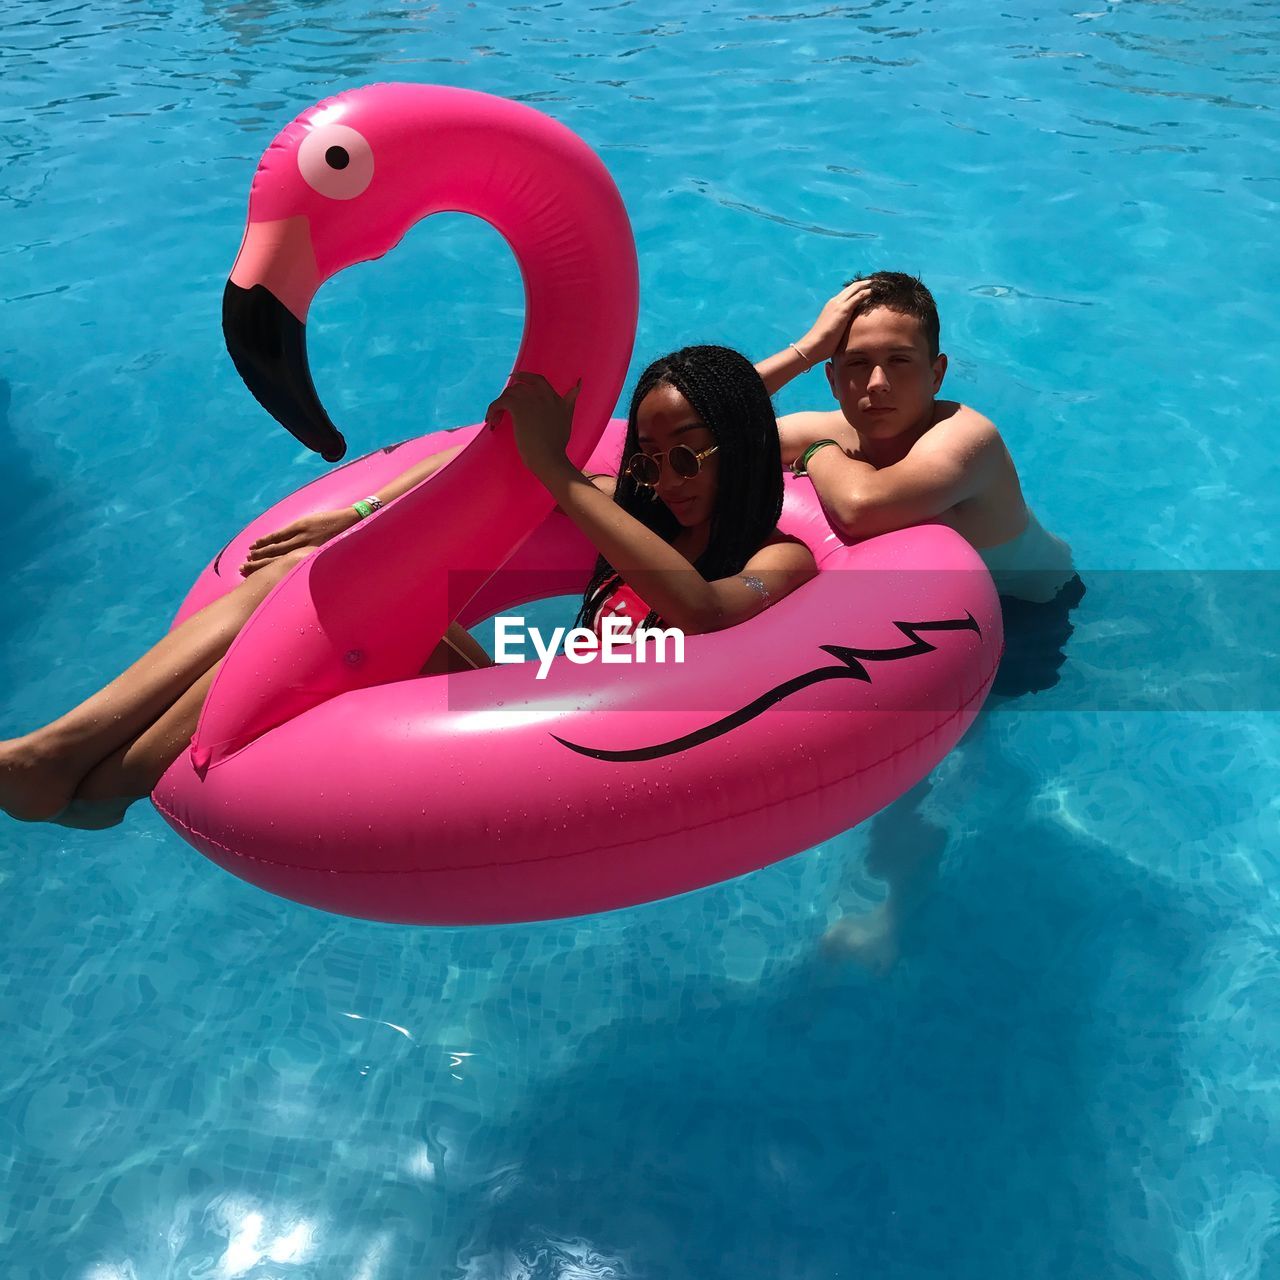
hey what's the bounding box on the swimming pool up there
[2,1,1277,1276]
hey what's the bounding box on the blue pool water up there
[2,2,1278,1276]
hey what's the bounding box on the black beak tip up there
[222,279,347,463]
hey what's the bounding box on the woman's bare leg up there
[418,623,493,675]
[55,659,225,830]
[0,550,311,823]
[62,622,494,826]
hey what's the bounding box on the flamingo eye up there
[298,124,373,200]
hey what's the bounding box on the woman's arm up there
[368,441,464,507]
[531,462,728,632]
[548,470,815,632]
[490,374,816,633]
[241,440,466,573]
[698,538,817,631]
[552,472,615,513]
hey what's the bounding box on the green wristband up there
[352,500,373,519]
[792,439,840,478]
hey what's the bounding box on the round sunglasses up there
[625,443,719,488]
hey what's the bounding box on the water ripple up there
[969,284,1094,307]
[817,52,917,67]
[686,178,878,239]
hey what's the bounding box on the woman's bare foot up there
[0,734,83,823]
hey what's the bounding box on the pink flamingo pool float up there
[150,84,1003,925]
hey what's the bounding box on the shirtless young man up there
[754,271,1075,603]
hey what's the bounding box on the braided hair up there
[573,345,783,631]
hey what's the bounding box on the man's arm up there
[756,345,818,397]
[755,281,873,395]
[805,415,999,539]
[776,411,852,469]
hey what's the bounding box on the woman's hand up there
[239,508,360,576]
[798,279,874,363]
[486,371,581,478]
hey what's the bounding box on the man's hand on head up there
[754,280,874,398]
[797,280,874,365]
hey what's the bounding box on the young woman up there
[0,345,814,829]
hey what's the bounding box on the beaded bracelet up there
[790,439,840,478]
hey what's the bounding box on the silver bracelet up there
[741,574,771,606]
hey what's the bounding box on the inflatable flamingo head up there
[223,83,639,462]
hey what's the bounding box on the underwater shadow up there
[821,573,1089,969]
[429,704,1205,1280]
[990,573,1087,702]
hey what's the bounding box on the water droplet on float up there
[345,650,363,666]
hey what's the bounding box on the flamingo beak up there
[223,215,346,462]
[222,280,345,462]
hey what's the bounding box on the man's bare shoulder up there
[917,401,1002,457]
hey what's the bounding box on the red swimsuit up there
[588,577,661,639]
